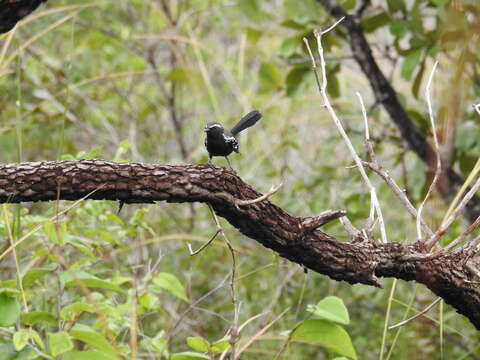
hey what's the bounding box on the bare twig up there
[206,203,239,359]
[418,61,441,240]
[236,183,283,206]
[303,23,387,243]
[443,215,480,252]
[362,161,433,237]
[302,209,347,231]
[426,175,480,249]
[388,297,442,329]
[188,229,221,255]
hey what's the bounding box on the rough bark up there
[0,0,48,33]
[316,0,480,222]
[1,159,479,329]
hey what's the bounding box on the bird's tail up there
[230,110,262,136]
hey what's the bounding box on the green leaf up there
[70,326,120,359]
[340,0,356,11]
[43,220,66,245]
[245,27,263,44]
[308,296,350,325]
[362,12,391,33]
[186,337,210,352]
[48,332,74,357]
[387,0,406,13]
[280,35,302,57]
[13,330,30,351]
[151,272,188,302]
[63,350,116,360]
[389,20,407,38]
[401,48,423,80]
[259,63,283,92]
[21,311,56,326]
[291,319,357,359]
[412,57,426,98]
[286,66,310,97]
[211,338,230,353]
[0,293,21,326]
[61,271,125,294]
[60,302,95,321]
[139,293,159,311]
[171,352,210,360]
[22,264,57,287]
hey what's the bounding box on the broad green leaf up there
[70,327,119,359]
[61,271,125,294]
[13,330,31,351]
[291,319,357,359]
[21,311,56,326]
[186,337,210,352]
[151,273,188,302]
[401,49,423,80]
[211,338,230,353]
[63,350,116,360]
[308,296,350,325]
[48,332,74,357]
[60,302,95,321]
[0,293,21,326]
[139,293,159,311]
[22,264,57,287]
[171,352,210,360]
[259,63,283,92]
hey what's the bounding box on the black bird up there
[204,110,262,168]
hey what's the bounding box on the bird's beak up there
[203,128,208,133]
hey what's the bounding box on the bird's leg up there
[208,155,213,165]
[225,156,233,170]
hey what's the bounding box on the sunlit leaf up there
[21,311,56,326]
[151,272,188,302]
[291,319,357,359]
[70,326,119,359]
[22,264,57,287]
[0,293,20,326]
[307,296,350,325]
[61,271,125,294]
[48,332,74,357]
[186,337,210,352]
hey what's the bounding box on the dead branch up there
[1,159,480,329]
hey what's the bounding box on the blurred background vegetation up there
[0,0,479,358]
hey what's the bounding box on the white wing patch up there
[223,134,238,151]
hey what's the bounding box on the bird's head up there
[204,122,224,135]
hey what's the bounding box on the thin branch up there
[442,215,480,252]
[207,203,239,360]
[362,161,433,237]
[418,61,440,240]
[304,25,387,243]
[426,175,480,248]
[388,297,442,329]
[188,229,221,255]
[236,183,283,206]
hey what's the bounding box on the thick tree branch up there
[1,159,480,328]
[316,0,480,222]
[0,0,48,33]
